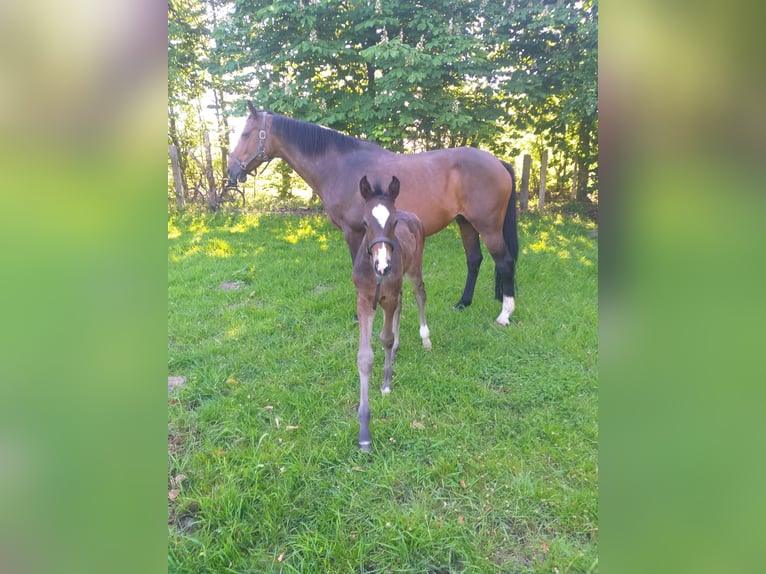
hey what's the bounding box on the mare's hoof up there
[453,301,470,310]
[359,441,372,452]
[352,314,359,323]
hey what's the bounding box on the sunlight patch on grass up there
[168,219,182,239]
[204,238,232,258]
[181,244,201,258]
[281,217,329,248]
[227,213,261,234]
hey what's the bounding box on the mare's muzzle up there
[227,163,248,187]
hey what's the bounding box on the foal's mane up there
[269,113,381,157]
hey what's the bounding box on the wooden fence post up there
[538,148,548,210]
[520,154,531,213]
[169,143,185,209]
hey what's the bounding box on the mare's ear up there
[359,175,373,199]
[388,176,400,200]
[247,101,257,116]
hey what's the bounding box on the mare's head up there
[227,102,271,185]
[360,175,400,277]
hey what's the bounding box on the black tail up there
[495,161,519,301]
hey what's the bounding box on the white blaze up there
[371,203,390,227]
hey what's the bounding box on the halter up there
[366,236,395,256]
[234,112,270,175]
[366,236,396,311]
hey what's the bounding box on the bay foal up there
[354,175,432,451]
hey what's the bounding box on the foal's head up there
[360,175,400,277]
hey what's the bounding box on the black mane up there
[270,113,380,156]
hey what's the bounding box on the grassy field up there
[168,206,598,573]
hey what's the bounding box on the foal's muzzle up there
[367,236,395,277]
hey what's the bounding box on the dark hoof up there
[453,301,471,310]
[359,441,372,452]
[352,313,359,323]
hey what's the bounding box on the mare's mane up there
[268,112,381,157]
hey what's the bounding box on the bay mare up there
[228,104,518,325]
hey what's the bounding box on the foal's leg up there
[380,298,397,395]
[454,216,483,309]
[356,299,375,451]
[391,291,403,355]
[410,277,432,349]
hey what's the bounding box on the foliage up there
[169,0,598,206]
[168,210,598,572]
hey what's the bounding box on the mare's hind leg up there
[454,216,483,309]
[480,231,516,326]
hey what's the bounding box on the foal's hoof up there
[453,301,470,310]
[359,441,372,452]
[352,313,359,323]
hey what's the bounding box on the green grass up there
[168,208,598,573]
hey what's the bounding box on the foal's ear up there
[247,101,257,116]
[388,176,400,200]
[359,175,373,199]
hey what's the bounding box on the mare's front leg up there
[379,296,398,395]
[356,297,375,451]
[346,227,365,322]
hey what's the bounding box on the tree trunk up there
[576,118,592,202]
[213,88,230,180]
[538,148,548,211]
[168,111,188,199]
[520,154,531,213]
[169,143,185,209]
[366,63,376,98]
[203,131,218,210]
[277,161,292,198]
[570,156,578,200]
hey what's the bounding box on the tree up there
[216,0,505,151]
[169,0,599,207]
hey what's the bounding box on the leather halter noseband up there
[366,236,395,256]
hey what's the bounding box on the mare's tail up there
[495,160,519,301]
